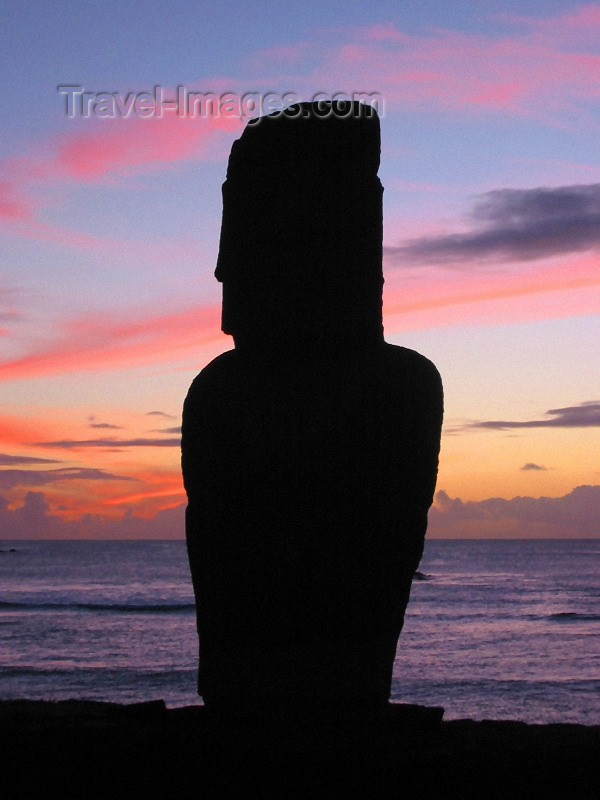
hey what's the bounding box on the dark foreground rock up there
[1,700,598,798]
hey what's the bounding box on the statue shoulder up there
[382,342,443,393]
[184,349,241,402]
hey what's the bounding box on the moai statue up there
[182,101,443,716]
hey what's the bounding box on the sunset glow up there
[1,1,599,539]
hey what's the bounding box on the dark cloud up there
[468,401,600,431]
[385,183,600,265]
[520,463,547,471]
[0,491,184,540]
[3,485,597,541]
[0,453,61,466]
[0,467,133,490]
[429,485,600,539]
[88,422,122,430]
[32,438,181,448]
[146,411,175,419]
[152,426,182,434]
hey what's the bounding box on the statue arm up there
[181,374,217,626]
[395,353,444,572]
[413,355,444,511]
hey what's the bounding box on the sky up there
[0,0,599,539]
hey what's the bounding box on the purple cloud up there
[152,426,182,434]
[0,491,184,539]
[0,453,61,466]
[429,485,600,539]
[467,401,600,431]
[32,438,181,448]
[385,184,600,266]
[0,467,133,490]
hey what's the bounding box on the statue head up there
[215,101,384,347]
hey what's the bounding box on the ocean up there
[1,539,598,725]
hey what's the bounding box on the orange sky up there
[1,3,599,538]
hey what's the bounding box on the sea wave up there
[0,665,196,677]
[0,601,195,614]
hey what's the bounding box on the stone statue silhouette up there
[182,101,443,717]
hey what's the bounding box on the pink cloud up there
[3,7,599,254]
[463,80,525,109]
[383,254,600,331]
[1,255,598,383]
[361,23,411,43]
[565,4,600,26]
[0,303,225,382]
[0,111,242,249]
[498,4,600,35]
[0,178,35,221]
[54,114,241,181]
[262,15,600,122]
